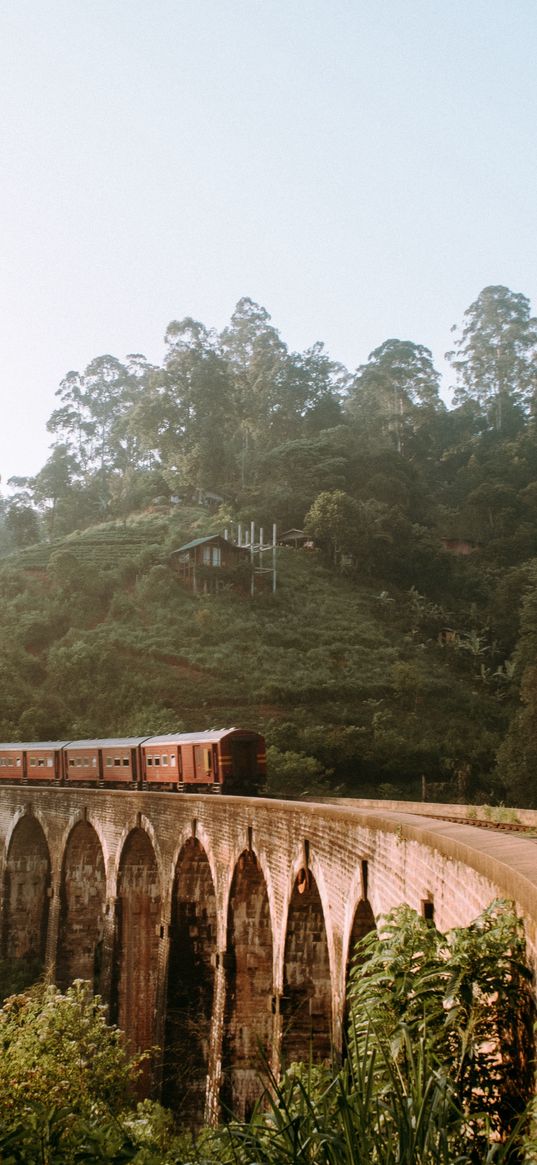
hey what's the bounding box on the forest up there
[2,284,537,805]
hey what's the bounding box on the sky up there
[1,0,537,484]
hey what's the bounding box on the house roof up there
[171,534,245,555]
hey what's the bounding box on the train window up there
[114,758,121,767]
[170,754,176,765]
[92,757,97,767]
[147,756,153,766]
[161,755,168,766]
[154,756,160,767]
[75,758,82,767]
[69,758,75,767]
[106,757,113,767]
[47,758,53,767]
[83,757,89,767]
[30,758,37,767]
[37,758,45,767]
[16,757,21,766]
[122,757,129,766]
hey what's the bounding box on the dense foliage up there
[2,285,537,802]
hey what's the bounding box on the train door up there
[229,737,257,792]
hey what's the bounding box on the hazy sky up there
[1,0,536,483]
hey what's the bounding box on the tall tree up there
[348,339,442,453]
[221,298,288,483]
[447,285,537,432]
[129,318,235,495]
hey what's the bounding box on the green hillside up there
[5,287,537,803]
[0,507,505,801]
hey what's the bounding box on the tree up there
[129,318,235,496]
[0,981,184,1163]
[348,339,442,454]
[47,354,154,523]
[0,981,135,1121]
[447,285,537,432]
[31,446,79,536]
[304,489,361,564]
[4,483,40,548]
[221,298,289,484]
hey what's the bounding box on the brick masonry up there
[1,789,537,1122]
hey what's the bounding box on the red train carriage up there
[0,742,70,784]
[63,739,148,787]
[141,729,266,794]
[0,728,266,794]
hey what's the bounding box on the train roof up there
[144,728,256,745]
[0,741,72,751]
[0,729,261,751]
[64,738,150,748]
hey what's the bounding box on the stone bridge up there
[1,786,537,1123]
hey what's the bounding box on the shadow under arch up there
[162,836,217,1126]
[111,826,161,1090]
[220,848,274,1122]
[56,820,106,992]
[344,896,377,1047]
[2,814,51,967]
[281,867,332,1068]
[347,897,377,975]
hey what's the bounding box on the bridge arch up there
[280,854,333,1069]
[169,820,218,914]
[343,859,377,974]
[110,812,164,898]
[163,835,217,1124]
[220,847,274,1121]
[56,819,106,991]
[2,812,51,966]
[112,825,162,1084]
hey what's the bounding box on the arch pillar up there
[205,950,226,1125]
[270,988,283,1079]
[44,870,61,974]
[153,894,173,1095]
[97,896,118,1010]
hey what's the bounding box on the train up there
[0,728,266,795]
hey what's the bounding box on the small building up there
[279,528,308,549]
[171,535,251,595]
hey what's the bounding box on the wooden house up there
[171,535,251,595]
